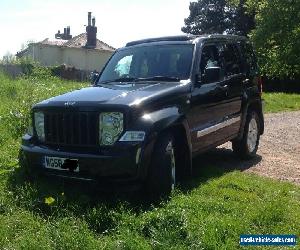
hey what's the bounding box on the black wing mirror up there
[90,72,100,85]
[202,67,221,84]
[195,73,202,85]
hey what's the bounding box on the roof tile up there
[39,33,115,51]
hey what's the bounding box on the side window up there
[200,44,224,84]
[221,43,242,76]
[239,41,258,76]
[200,45,219,74]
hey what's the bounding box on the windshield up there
[98,44,194,83]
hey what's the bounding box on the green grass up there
[0,71,300,249]
[0,71,86,170]
[1,163,300,249]
[263,92,300,113]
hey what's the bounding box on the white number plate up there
[44,156,79,172]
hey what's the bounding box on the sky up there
[0,0,193,58]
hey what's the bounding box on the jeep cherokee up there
[20,34,264,197]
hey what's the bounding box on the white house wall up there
[40,45,62,66]
[62,47,113,71]
[27,44,61,66]
[26,44,113,71]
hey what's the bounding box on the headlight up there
[99,112,123,145]
[27,115,34,136]
[119,131,145,142]
[34,112,45,141]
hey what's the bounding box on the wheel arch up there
[238,98,264,140]
[134,107,193,178]
[155,119,193,179]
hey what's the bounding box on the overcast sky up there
[0,0,192,58]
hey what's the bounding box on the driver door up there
[188,43,230,153]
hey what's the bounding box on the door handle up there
[243,79,250,84]
[220,84,228,89]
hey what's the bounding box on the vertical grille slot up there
[44,112,98,147]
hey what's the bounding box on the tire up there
[145,132,176,199]
[232,111,260,159]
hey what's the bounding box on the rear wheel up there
[232,111,260,159]
[145,132,176,199]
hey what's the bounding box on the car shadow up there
[179,146,262,192]
[6,146,262,215]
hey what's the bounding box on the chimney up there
[88,12,92,26]
[55,26,72,40]
[86,12,97,48]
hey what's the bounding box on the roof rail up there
[125,35,198,47]
[207,34,247,40]
[125,34,247,47]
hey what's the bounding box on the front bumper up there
[20,135,154,189]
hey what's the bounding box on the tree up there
[248,0,300,79]
[1,52,16,64]
[233,0,255,36]
[181,0,255,36]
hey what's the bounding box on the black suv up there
[20,35,264,197]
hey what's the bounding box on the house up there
[17,12,115,72]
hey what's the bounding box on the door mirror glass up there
[195,73,202,84]
[90,72,100,85]
[203,67,221,84]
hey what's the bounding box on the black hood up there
[35,81,191,108]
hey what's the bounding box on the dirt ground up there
[194,111,300,185]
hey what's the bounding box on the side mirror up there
[203,67,221,84]
[90,72,100,85]
[195,73,202,85]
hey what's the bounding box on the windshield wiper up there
[98,77,138,84]
[98,76,181,85]
[134,76,181,82]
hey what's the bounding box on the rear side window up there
[220,43,242,76]
[239,41,258,76]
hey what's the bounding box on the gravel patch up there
[243,111,300,184]
[194,111,300,185]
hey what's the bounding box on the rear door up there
[238,40,259,89]
[222,43,244,114]
[217,42,244,135]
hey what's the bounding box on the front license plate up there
[44,156,79,172]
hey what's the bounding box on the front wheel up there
[232,111,260,159]
[145,133,176,199]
